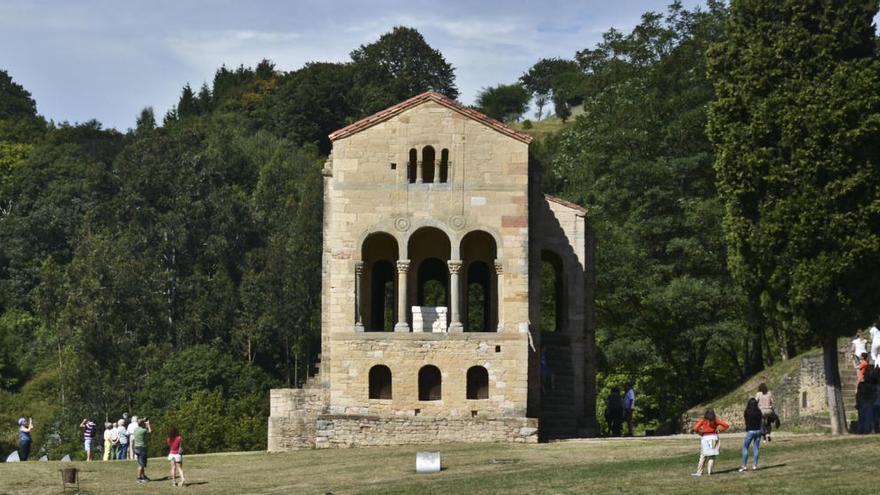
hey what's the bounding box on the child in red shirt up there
[691,409,729,476]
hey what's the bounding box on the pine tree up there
[708,0,880,433]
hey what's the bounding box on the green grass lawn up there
[2,433,877,494]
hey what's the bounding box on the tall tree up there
[707,0,880,433]
[350,26,458,114]
[553,2,738,428]
[475,83,530,123]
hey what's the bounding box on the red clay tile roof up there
[328,91,534,144]
[545,194,588,214]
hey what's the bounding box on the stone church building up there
[268,91,596,449]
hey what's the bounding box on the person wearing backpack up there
[108,421,120,460]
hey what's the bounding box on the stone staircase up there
[837,343,858,423]
[539,334,578,440]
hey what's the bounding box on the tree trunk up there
[823,337,848,434]
[745,288,765,375]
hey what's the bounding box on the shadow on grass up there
[710,463,787,475]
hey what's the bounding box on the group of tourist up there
[16,414,186,486]
[691,383,779,476]
[603,384,636,437]
[851,323,880,434]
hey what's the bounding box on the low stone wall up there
[268,386,327,452]
[682,351,832,432]
[314,414,538,448]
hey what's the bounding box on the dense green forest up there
[2,1,879,458]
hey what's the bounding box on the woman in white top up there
[853,332,868,368]
[870,323,880,368]
[756,383,775,441]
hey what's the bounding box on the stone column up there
[354,261,364,332]
[447,260,463,332]
[416,160,423,184]
[494,260,504,332]
[394,260,411,332]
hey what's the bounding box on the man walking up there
[623,383,636,436]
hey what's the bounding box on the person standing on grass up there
[691,408,729,476]
[102,422,114,461]
[133,417,152,483]
[756,383,776,441]
[604,387,625,437]
[79,418,97,461]
[167,426,186,487]
[108,421,120,460]
[18,417,33,461]
[623,383,636,436]
[856,376,876,434]
[116,418,129,460]
[872,368,880,433]
[740,398,763,472]
[127,415,139,460]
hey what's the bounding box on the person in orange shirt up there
[859,352,871,382]
[691,409,730,476]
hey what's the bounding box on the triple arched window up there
[408,146,450,184]
[367,364,490,401]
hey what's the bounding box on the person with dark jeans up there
[604,387,625,437]
[857,379,876,434]
[740,398,763,472]
[18,417,33,461]
[623,383,636,436]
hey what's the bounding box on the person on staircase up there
[853,332,868,369]
[870,321,880,368]
[858,352,871,383]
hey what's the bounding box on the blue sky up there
[1,0,707,130]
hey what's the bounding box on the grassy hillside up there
[510,105,582,140]
[1,435,878,494]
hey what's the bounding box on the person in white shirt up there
[870,323,880,368]
[853,332,868,368]
[127,416,139,460]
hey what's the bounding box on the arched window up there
[460,230,498,332]
[417,258,449,307]
[362,233,399,332]
[466,262,490,331]
[418,365,442,401]
[408,148,417,183]
[422,146,435,183]
[540,250,565,332]
[370,260,395,331]
[369,365,393,399]
[439,148,449,183]
[466,366,489,400]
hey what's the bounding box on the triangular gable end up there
[328,91,533,145]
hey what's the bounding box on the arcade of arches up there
[355,227,502,332]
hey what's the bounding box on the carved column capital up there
[494,260,503,274]
[355,260,365,275]
[396,260,411,273]
[447,260,462,274]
